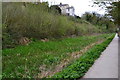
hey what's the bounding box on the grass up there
[2,34,114,78]
[52,34,115,78]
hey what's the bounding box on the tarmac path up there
[83,34,119,78]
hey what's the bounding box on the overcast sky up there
[45,0,106,16]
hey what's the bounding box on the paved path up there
[118,38,120,80]
[83,34,118,78]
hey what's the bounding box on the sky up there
[44,0,106,16]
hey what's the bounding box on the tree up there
[107,1,120,27]
[81,12,115,31]
[92,1,120,27]
[81,12,93,23]
[50,5,61,14]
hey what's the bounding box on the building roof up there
[56,3,69,7]
[66,7,74,9]
[52,3,75,11]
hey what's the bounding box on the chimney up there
[60,3,62,5]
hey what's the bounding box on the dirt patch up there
[19,37,30,45]
[41,38,49,42]
[37,40,104,78]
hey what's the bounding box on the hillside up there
[2,2,107,49]
[2,2,116,79]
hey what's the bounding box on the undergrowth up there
[2,34,113,78]
[51,34,115,79]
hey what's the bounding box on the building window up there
[67,13,70,16]
[68,8,69,11]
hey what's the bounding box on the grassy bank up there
[2,34,114,78]
[2,2,116,79]
[2,2,102,49]
[52,34,115,78]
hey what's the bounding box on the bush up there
[2,2,101,49]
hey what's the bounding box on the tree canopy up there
[93,1,120,27]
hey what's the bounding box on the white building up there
[66,6,75,16]
[56,3,75,17]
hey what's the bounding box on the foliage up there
[50,5,61,14]
[81,12,115,32]
[2,34,112,78]
[92,1,120,27]
[52,34,115,78]
[106,1,120,26]
[2,24,18,49]
[2,2,100,49]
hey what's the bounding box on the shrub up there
[2,2,102,49]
